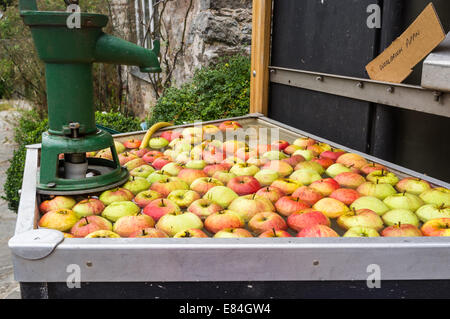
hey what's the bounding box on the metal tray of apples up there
[9,113,450,283]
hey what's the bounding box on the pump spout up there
[94,33,161,73]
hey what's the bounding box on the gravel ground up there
[0,107,21,299]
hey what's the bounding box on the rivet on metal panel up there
[86,261,93,267]
[356,82,364,88]
[433,91,442,102]
[313,260,319,266]
[269,69,276,73]
[47,182,56,188]
[316,76,324,82]
[252,70,256,77]
[387,86,395,93]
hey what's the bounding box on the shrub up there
[3,110,141,211]
[95,111,142,133]
[148,55,250,126]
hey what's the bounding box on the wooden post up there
[250,0,272,115]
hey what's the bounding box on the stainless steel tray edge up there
[9,114,450,283]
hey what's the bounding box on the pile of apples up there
[38,120,450,239]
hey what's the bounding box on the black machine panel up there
[269,0,450,182]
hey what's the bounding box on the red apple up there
[421,218,450,237]
[123,139,142,149]
[118,152,138,165]
[287,210,330,232]
[177,168,208,186]
[152,156,173,171]
[70,216,112,238]
[275,196,310,217]
[259,229,292,238]
[309,178,340,196]
[336,153,368,170]
[297,225,339,238]
[271,140,289,151]
[227,176,261,196]
[214,228,253,238]
[248,212,288,234]
[160,130,182,142]
[113,213,155,237]
[360,163,387,175]
[173,229,209,238]
[129,148,150,158]
[142,198,180,221]
[329,188,360,205]
[130,227,169,238]
[142,150,164,164]
[134,190,163,208]
[256,186,285,203]
[311,157,334,169]
[382,223,423,237]
[292,186,324,206]
[320,150,346,161]
[150,177,189,197]
[333,172,366,189]
[190,177,224,196]
[282,155,305,168]
[203,163,231,176]
[39,196,76,213]
[219,121,242,132]
[204,210,244,234]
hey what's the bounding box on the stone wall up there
[109,0,252,118]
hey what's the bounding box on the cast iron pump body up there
[19,0,161,194]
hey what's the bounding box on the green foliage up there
[95,111,142,133]
[0,0,123,113]
[3,110,48,211]
[3,110,141,212]
[148,55,250,126]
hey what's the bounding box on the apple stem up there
[84,217,89,224]
[439,203,445,210]
[272,228,277,237]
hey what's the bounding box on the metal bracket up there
[269,66,450,118]
[422,32,450,93]
[9,229,64,260]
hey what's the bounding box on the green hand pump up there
[19,0,161,194]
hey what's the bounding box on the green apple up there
[356,182,397,200]
[114,141,126,154]
[295,161,325,175]
[343,227,380,237]
[146,171,170,184]
[395,178,431,195]
[162,162,184,176]
[149,137,169,149]
[289,169,322,186]
[382,209,419,227]
[212,171,237,184]
[416,204,450,223]
[174,141,192,154]
[203,186,239,209]
[230,163,260,176]
[186,160,207,170]
[367,170,399,185]
[129,165,155,178]
[262,150,288,160]
[350,196,389,216]
[167,190,201,208]
[123,176,151,195]
[383,193,424,212]
[337,209,384,231]
[156,212,203,237]
[101,201,140,222]
[419,188,450,206]
[254,169,280,186]
[293,149,314,161]
[325,163,351,178]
